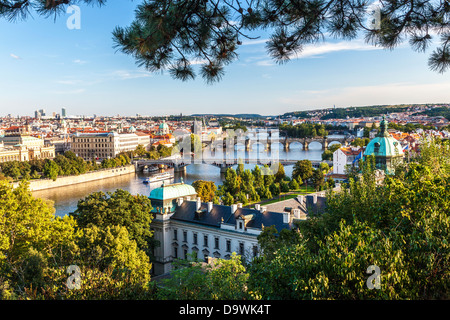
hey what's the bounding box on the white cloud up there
[292,39,383,59]
[189,58,208,65]
[73,59,87,64]
[255,59,275,67]
[110,69,152,80]
[241,38,269,46]
[247,38,384,66]
[10,53,21,60]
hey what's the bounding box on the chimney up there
[207,202,213,213]
[231,204,238,214]
[196,197,201,211]
[177,197,184,206]
[254,204,261,211]
[292,208,301,219]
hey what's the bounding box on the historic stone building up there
[70,131,151,160]
[148,181,304,276]
[0,133,55,163]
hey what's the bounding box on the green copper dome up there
[159,121,169,130]
[364,136,404,158]
[364,116,404,158]
[149,182,196,201]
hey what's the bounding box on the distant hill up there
[414,106,450,120]
[320,105,410,120]
[284,104,449,120]
[190,114,268,118]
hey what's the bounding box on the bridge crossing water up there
[34,132,340,217]
[134,157,332,173]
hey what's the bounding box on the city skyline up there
[1,1,449,117]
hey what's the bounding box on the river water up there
[33,136,343,217]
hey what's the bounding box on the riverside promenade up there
[12,165,136,192]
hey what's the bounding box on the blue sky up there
[1,1,449,117]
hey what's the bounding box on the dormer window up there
[236,218,246,231]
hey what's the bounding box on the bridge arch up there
[271,142,284,151]
[287,141,303,150]
[308,141,323,150]
[234,142,245,151]
[248,141,268,151]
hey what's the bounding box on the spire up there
[377,115,390,137]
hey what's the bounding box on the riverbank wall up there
[13,165,136,192]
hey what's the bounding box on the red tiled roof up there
[340,147,363,156]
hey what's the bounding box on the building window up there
[226,240,231,252]
[239,221,243,230]
[173,229,178,240]
[214,237,219,249]
[253,245,258,257]
[193,233,198,245]
[203,235,208,247]
[174,247,178,259]
[183,230,187,242]
[239,242,244,256]
[183,249,188,260]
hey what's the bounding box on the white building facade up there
[71,131,151,160]
[333,146,364,175]
[149,183,294,276]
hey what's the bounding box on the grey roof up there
[262,194,327,217]
[171,201,292,232]
[264,197,307,215]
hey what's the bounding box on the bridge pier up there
[173,165,186,173]
[245,140,251,152]
[220,165,232,174]
[303,141,309,151]
[323,139,328,151]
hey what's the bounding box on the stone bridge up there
[205,135,352,151]
[134,157,332,174]
[283,136,352,151]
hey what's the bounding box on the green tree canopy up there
[311,168,325,191]
[70,189,154,254]
[274,163,286,182]
[292,159,314,182]
[154,252,251,300]
[192,180,217,202]
[0,161,21,180]
[223,167,239,195]
[43,159,60,181]
[0,181,154,300]
[0,181,78,299]
[249,138,450,299]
